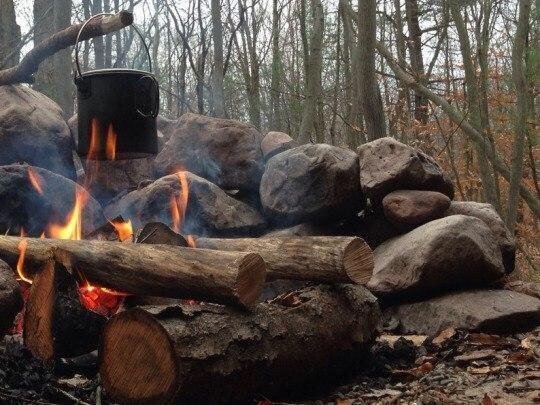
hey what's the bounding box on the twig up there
[0,11,133,85]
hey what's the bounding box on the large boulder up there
[105,172,267,237]
[260,144,363,225]
[357,137,454,205]
[0,85,76,179]
[155,113,264,191]
[367,215,505,299]
[382,190,451,231]
[384,290,540,335]
[444,201,515,274]
[261,131,298,161]
[0,164,105,236]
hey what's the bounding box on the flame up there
[110,219,133,242]
[48,188,87,240]
[170,171,189,233]
[87,118,100,161]
[186,235,196,247]
[27,167,44,195]
[16,237,32,284]
[106,123,117,161]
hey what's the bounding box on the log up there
[99,284,381,404]
[196,236,373,284]
[0,236,266,308]
[0,259,23,338]
[24,260,106,361]
[0,11,133,85]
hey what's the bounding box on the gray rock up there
[261,131,298,161]
[384,290,540,335]
[383,190,451,231]
[444,201,515,274]
[105,172,267,237]
[357,137,454,205]
[155,113,264,191]
[367,215,505,299]
[260,144,363,225]
[0,164,105,236]
[0,85,76,179]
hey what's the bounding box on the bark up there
[0,236,267,309]
[404,0,428,123]
[0,0,21,68]
[270,0,283,130]
[24,260,106,361]
[450,4,500,209]
[506,0,533,232]
[375,40,540,217]
[196,236,373,284]
[358,0,386,140]
[0,259,22,338]
[392,0,410,139]
[33,0,73,116]
[99,284,380,404]
[211,0,225,117]
[0,11,133,85]
[298,0,325,143]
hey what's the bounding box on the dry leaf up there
[432,327,456,346]
[454,349,495,364]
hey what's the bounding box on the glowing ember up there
[106,123,117,161]
[170,171,189,233]
[16,237,32,284]
[110,219,133,242]
[78,282,126,317]
[27,167,44,195]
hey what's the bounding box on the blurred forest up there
[0,0,538,277]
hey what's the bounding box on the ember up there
[27,167,44,195]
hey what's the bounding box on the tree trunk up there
[211,0,225,117]
[0,236,267,309]
[92,0,105,69]
[196,236,373,284]
[270,0,283,130]
[99,284,380,404]
[33,0,73,116]
[506,0,532,232]
[0,0,21,69]
[358,0,386,140]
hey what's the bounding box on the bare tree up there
[0,0,20,69]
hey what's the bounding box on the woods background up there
[0,0,538,278]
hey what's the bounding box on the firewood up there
[0,260,23,338]
[0,236,266,309]
[0,11,133,85]
[24,260,106,361]
[99,284,381,404]
[196,236,373,284]
[135,222,188,246]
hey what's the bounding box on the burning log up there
[24,260,106,361]
[0,236,266,308]
[0,260,23,338]
[196,236,373,284]
[99,284,381,404]
[0,11,133,85]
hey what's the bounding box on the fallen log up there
[196,236,373,284]
[0,236,266,308]
[100,284,381,404]
[0,260,23,338]
[0,11,133,85]
[24,260,106,361]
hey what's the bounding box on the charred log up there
[99,284,380,404]
[0,260,23,338]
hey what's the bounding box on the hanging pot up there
[74,14,159,160]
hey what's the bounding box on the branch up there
[375,40,540,218]
[0,11,133,85]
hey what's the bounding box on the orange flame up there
[170,171,189,233]
[105,123,117,161]
[186,235,196,247]
[87,118,100,161]
[16,237,32,284]
[48,188,87,240]
[27,167,44,195]
[110,219,133,242]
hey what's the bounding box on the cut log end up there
[100,309,178,404]
[343,237,374,285]
[236,253,267,307]
[118,10,134,25]
[24,261,54,362]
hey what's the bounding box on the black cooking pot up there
[74,14,159,160]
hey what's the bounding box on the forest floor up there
[0,328,538,404]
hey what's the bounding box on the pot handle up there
[74,13,153,81]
